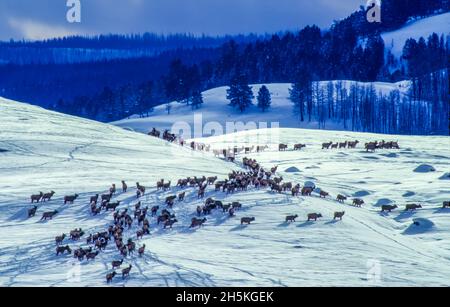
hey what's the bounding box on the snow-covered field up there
[1,97,449,287]
[382,12,450,57]
[113,81,409,136]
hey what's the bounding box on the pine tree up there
[289,70,312,122]
[190,91,204,110]
[257,85,271,112]
[226,74,254,113]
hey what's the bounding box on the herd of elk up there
[323,140,359,150]
[365,141,400,152]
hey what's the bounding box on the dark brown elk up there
[138,244,146,257]
[178,192,186,201]
[331,143,339,149]
[334,212,345,220]
[301,187,313,196]
[271,166,278,174]
[365,142,377,152]
[286,215,298,223]
[405,204,422,211]
[163,181,171,191]
[106,201,120,211]
[165,195,177,204]
[106,271,116,283]
[28,206,38,218]
[348,141,359,148]
[109,184,116,195]
[56,245,72,256]
[41,210,58,220]
[322,142,332,149]
[294,144,306,151]
[353,199,364,207]
[64,194,79,204]
[319,190,329,198]
[232,202,242,210]
[291,186,300,196]
[122,265,132,279]
[86,251,99,261]
[31,192,43,203]
[151,206,159,217]
[307,213,322,221]
[42,191,55,202]
[190,218,207,228]
[241,217,255,225]
[101,192,113,203]
[164,219,178,229]
[90,194,99,204]
[121,180,127,193]
[112,259,123,269]
[339,142,348,149]
[279,144,288,151]
[336,194,347,203]
[156,180,164,190]
[55,234,66,245]
[381,205,398,212]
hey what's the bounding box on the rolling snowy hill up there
[113,81,410,137]
[382,12,450,57]
[1,97,449,286]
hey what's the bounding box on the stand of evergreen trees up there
[0,0,448,134]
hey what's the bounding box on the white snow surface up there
[113,81,410,137]
[1,97,450,287]
[382,12,450,57]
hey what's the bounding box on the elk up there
[190,218,207,228]
[286,215,298,223]
[381,205,398,212]
[55,234,66,245]
[56,245,72,256]
[442,201,450,209]
[334,212,345,220]
[319,190,329,198]
[307,213,322,221]
[279,144,288,151]
[42,191,55,202]
[241,217,255,225]
[106,271,116,283]
[322,142,332,149]
[336,194,347,203]
[294,144,306,151]
[112,259,123,269]
[122,265,132,279]
[138,244,146,257]
[405,204,422,211]
[41,210,58,220]
[353,199,364,207]
[30,192,43,203]
[64,194,79,204]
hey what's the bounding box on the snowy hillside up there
[1,97,449,286]
[113,81,410,137]
[382,12,450,57]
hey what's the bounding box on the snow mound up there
[404,218,436,235]
[439,173,450,180]
[414,164,436,173]
[353,190,370,197]
[285,166,301,173]
[403,191,416,197]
